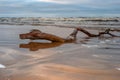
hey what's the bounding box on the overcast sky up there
[0,0,120,17]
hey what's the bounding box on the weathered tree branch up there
[76,28,119,37]
[20,28,120,43]
[20,29,65,42]
[76,28,98,37]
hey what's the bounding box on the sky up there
[0,0,120,17]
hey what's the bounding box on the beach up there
[0,25,120,80]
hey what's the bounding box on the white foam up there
[92,55,99,57]
[100,41,106,44]
[81,44,98,48]
[0,64,6,68]
[105,40,111,42]
[116,68,120,71]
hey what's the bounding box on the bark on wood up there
[76,28,119,37]
[20,28,119,43]
[20,29,65,42]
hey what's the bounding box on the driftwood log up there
[20,28,119,42]
[20,29,65,42]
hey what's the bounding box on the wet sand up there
[0,25,120,80]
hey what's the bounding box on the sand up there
[0,25,120,80]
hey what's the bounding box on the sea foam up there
[0,64,6,68]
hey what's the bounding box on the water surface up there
[0,25,120,80]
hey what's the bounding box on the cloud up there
[0,0,120,17]
[36,0,120,6]
[83,0,120,8]
[36,0,90,4]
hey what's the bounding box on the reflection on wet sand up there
[0,25,120,80]
[19,37,92,51]
[5,63,120,80]
[20,42,63,51]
